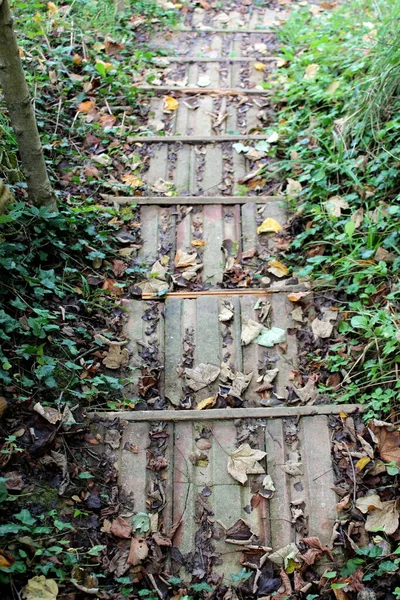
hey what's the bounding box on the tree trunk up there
[0,0,57,210]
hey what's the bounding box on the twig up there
[344,442,357,504]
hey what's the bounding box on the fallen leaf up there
[254,61,266,71]
[288,291,311,302]
[325,195,349,217]
[241,319,264,345]
[71,566,99,594]
[103,343,129,369]
[163,96,179,111]
[355,494,383,514]
[199,0,211,8]
[150,178,174,194]
[0,549,14,569]
[127,538,148,566]
[111,516,132,539]
[219,302,234,322]
[136,278,169,295]
[257,217,283,234]
[225,519,255,544]
[267,131,279,143]
[286,178,302,196]
[262,474,276,492]
[333,590,351,600]
[268,259,289,278]
[122,174,143,189]
[304,63,320,80]
[369,420,400,468]
[185,363,220,391]
[337,494,351,512]
[365,500,400,535]
[227,443,266,484]
[47,2,59,15]
[23,576,58,600]
[255,327,286,347]
[233,142,251,154]
[292,379,318,404]
[355,456,371,471]
[197,75,211,87]
[351,207,364,228]
[196,396,215,410]
[311,317,333,339]
[77,100,95,113]
[33,402,61,425]
[327,80,341,94]
[191,239,207,247]
[150,260,167,281]
[0,396,7,419]
[246,148,266,161]
[174,249,198,268]
[268,543,301,568]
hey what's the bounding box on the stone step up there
[123,290,303,408]
[134,201,287,285]
[93,408,346,580]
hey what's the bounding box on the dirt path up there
[97,1,361,589]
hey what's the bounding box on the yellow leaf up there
[191,239,207,247]
[47,2,58,15]
[163,96,179,111]
[257,217,283,234]
[355,456,371,471]
[304,63,320,81]
[196,396,215,410]
[122,174,143,189]
[285,558,302,574]
[327,81,340,94]
[73,53,83,65]
[254,62,266,71]
[268,259,289,278]
[339,411,347,419]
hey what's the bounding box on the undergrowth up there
[269,0,400,420]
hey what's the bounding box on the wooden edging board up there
[100,194,285,205]
[91,404,365,422]
[131,134,271,143]
[141,286,308,300]
[135,86,268,95]
[155,56,277,63]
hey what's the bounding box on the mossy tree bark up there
[0,0,57,210]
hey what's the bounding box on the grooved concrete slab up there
[102,412,338,579]
[124,292,299,408]
[135,201,287,287]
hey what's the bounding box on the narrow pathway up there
[97,1,361,589]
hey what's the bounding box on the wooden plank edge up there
[134,86,269,95]
[176,28,273,33]
[141,286,308,299]
[131,134,271,143]
[154,56,278,63]
[100,194,286,205]
[89,404,366,422]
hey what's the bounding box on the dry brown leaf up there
[325,196,349,217]
[369,420,400,467]
[110,516,132,539]
[103,344,129,369]
[33,402,61,424]
[311,317,333,339]
[336,494,351,512]
[332,590,351,600]
[127,537,148,566]
[174,249,198,268]
[0,396,8,419]
[77,100,95,113]
[136,278,169,295]
[185,363,220,391]
[121,174,143,189]
[286,178,302,196]
[23,576,58,600]
[0,549,14,570]
[191,239,207,247]
[241,319,264,345]
[355,494,383,514]
[365,499,400,535]
[304,63,320,80]
[227,443,266,484]
[287,291,311,302]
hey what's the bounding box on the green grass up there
[267,0,400,419]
